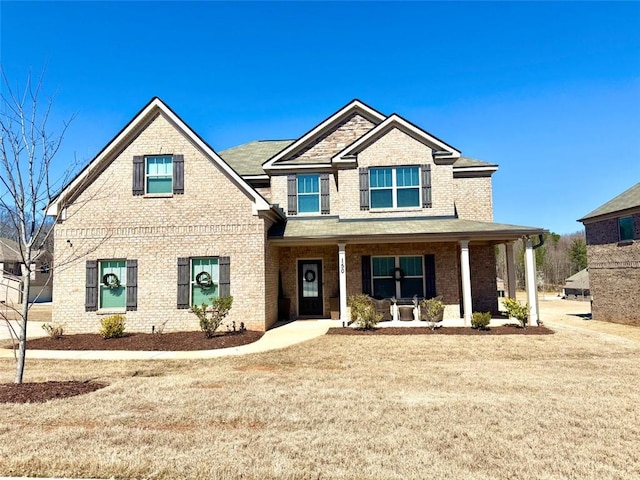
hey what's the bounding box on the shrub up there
[99,315,126,339]
[420,296,445,324]
[348,294,381,330]
[502,298,529,328]
[471,312,491,329]
[41,323,64,339]
[191,296,234,338]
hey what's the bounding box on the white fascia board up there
[331,114,460,164]
[242,174,270,180]
[262,100,386,170]
[266,163,333,171]
[453,166,498,173]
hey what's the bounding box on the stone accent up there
[52,113,272,333]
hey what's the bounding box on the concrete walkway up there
[0,319,340,361]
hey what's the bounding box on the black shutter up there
[422,164,432,208]
[287,175,297,215]
[177,257,190,309]
[126,259,138,311]
[320,173,330,214]
[173,154,184,194]
[424,254,436,298]
[361,255,372,296]
[133,156,144,196]
[219,256,231,297]
[359,167,369,211]
[85,260,98,312]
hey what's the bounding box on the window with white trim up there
[191,257,219,305]
[297,174,320,214]
[99,260,126,309]
[145,155,173,194]
[619,216,634,241]
[372,255,424,298]
[370,166,420,209]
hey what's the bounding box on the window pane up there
[400,256,423,276]
[192,258,219,279]
[370,168,392,188]
[397,188,420,207]
[371,189,393,208]
[373,278,396,299]
[619,217,634,241]
[400,278,424,298]
[147,177,172,194]
[297,174,319,194]
[100,286,126,309]
[298,194,320,213]
[397,167,419,187]
[372,257,395,277]
[192,284,218,305]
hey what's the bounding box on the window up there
[191,257,219,306]
[370,166,420,209]
[146,155,173,194]
[371,255,424,298]
[297,174,320,214]
[99,260,126,309]
[619,216,634,241]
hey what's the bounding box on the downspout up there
[532,234,545,250]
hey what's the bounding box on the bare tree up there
[0,69,75,383]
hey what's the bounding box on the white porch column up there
[505,241,517,299]
[459,240,472,326]
[524,237,539,326]
[338,243,348,323]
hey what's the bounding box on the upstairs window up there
[297,174,320,214]
[619,216,634,241]
[146,155,173,194]
[370,166,420,209]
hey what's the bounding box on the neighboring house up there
[0,238,53,304]
[578,183,640,325]
[562,269,589,299]
[48,98,544,333]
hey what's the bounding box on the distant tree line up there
[497,231,587,292]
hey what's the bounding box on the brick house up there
[0,238,53,304]
[579,183,640,326]
[48,98,544,333]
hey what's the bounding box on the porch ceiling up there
[268,216,546,246]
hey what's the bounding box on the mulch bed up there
[12,330,264,351]
[327,325,554,335]
[0,380,108,404]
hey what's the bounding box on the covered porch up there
[269,217,545,326]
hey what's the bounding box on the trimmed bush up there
[191,296,234,338]
[420,296,445,323]
[41,323,64,339]
[99,315,126,339]
[502,298,529,328]
[348,294,382,330]
[471,312,491,329]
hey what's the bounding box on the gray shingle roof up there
[218,140,294,176]
[269,217,544,243]
[0,238,22,262]
[579,183,640,222]
[219,138,495,176]
[563,268,589,290]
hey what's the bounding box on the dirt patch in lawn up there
[0,380,107,404]
[5,330,264,351]
[327,325,554,335]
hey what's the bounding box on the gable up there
[263,100,386,170]
[48,98,275,218]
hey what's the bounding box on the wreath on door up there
[196,271,213,287]
[304,269,316,283]
[102,273,121,289]
[392,268,405,281]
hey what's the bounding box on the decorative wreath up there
[304,269,316,283]
[392,267,405,281]
[102,273,121,289]
[196,271,213,287]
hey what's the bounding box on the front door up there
[298,260,323,316]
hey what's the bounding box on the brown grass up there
[1,309,639,480]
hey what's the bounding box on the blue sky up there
[1,1,639,234]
